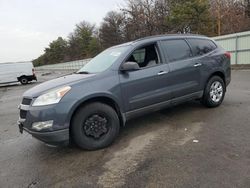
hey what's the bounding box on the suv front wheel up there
[71,102,120,150]
[202,76,226,108]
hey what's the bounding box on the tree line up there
[33,0,250,66]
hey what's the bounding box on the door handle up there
[194,63,202,67]
[157,71,167,76]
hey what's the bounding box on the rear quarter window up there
[187,38,217,56]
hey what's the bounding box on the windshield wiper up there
[75,71,90,74]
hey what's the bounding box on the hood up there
[23,73,95,98]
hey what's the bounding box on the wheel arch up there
[206,70,226,89]
[17,75,27,81]
[68,95,126,133]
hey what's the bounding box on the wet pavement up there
[0,70,250,188]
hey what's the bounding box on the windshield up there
[77,45,130,73]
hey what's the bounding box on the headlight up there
[32,86,71,106]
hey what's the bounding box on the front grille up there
[20,110,27,119]
[22,98,32,105]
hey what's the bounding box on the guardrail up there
[35,59,91,71]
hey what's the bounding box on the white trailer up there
[0,62,37,85]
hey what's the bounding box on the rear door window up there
[187,38,217,56]
[161,39,192,62]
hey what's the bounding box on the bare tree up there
[99,11,126,48]
[122,0,171,39]
[210,0,250,35]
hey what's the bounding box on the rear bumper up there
[18,121,69,146]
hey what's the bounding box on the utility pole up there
[216,0,221,36]
[246,0,250,18]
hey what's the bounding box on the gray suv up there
[18,35,231,150]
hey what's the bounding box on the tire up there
[201,76,226,108]
[20,76,28,85]
[71,102,120,150]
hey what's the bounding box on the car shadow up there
[118,100,205,139]
[37,100,206,153]
[21,99,209,161]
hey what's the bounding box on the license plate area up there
[18,122,24,133]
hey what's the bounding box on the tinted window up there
[161,40,192,62]
[187,39,217,56]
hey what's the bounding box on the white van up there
[0,62,37,85]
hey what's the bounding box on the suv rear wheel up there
[202,76,225,108]
[71,102,120,150]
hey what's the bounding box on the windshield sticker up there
[110,52,121,56]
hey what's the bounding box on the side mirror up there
[120,61,140,72]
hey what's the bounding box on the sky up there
[0,0,122,63]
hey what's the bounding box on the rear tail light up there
[225,52,231,59]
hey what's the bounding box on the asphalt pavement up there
[0,70,250,188]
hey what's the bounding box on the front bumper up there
[17,99,74,146]
[27,75,37,81]
[18,120,69,146]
